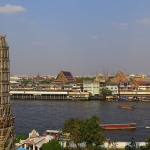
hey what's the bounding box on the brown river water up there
[11,99,150,142]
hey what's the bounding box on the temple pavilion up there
[52,71,76,84]
[16,130,49,150]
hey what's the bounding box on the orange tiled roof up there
[52,71,76,84]
[110,70,127,82]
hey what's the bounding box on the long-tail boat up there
[117,104,135,110]
[100,123,136,130]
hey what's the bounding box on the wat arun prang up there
[0,35,15,150]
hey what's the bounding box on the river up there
[11,99,150,142]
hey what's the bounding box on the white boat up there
[146,126,150,128]
[44,130,70,139]
[45,130,61,134]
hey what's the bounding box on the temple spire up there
[0,35,15,150]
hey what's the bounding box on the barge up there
[100,123,136,130]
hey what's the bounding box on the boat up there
[43,130,70,139]
[117,104,134,110]
[146,126,150,128]
[100,123,136,130]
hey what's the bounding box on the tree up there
[75,77,95,83]
[100,88,112,99]
[62,116,104,150]
[15,134,28,143]
[125,138,136,150]
[145,135,150,149]
[139,135,150,150]
[81,115,104,149]
[21,78,33,86]
[62,118,84,150]
[41,139,61,150]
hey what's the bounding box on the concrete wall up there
[103,141,145,149]
[62,141,146,149]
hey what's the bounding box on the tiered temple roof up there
[32,74,45,82]
[110,70,127,82]
[52,71,76,84]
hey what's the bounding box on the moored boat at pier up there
[100,123,136,130]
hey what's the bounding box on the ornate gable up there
[29,129,39,138]
[52,71,76,84]
[110,70,127,82]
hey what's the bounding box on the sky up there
[1,0,150,76]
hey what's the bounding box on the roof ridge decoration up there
[29,129,39,138]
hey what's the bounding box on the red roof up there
[136,81,146,85]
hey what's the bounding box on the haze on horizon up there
[1,0,150,76]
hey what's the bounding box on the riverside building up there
[0,35,15,149]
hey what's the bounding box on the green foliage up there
[15,134,28,143]
[138,135,150,150]
[81,116,104,149]
[65,82,70,84]
[75,77,84,83]
[39,80,52,84]
[62,116,104,150]
[75,77,95,83]
[125,145,132,150]
[64,148,80,150]
[41,139,61,150]
[124,137,150,150]
[145,135,150,149]
[62,118,84,149]
[100,88,112,98]
[21,78,32,85]
[125,138,137,150]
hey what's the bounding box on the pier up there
[10,90,150,100]
[10,91,89,100]
[10,91,68,100]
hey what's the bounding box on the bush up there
[15,134,28,143]
[41,139,61,150]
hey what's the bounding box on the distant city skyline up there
[1,1,150,76]
[10,71,149,78]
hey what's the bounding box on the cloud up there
[118,22,128,29]
[30,22,37,26]
[0,4,26,13]
[33,42,44,46]
[136,18,150,25]
[112,22,128,30]
[91,35,99,39]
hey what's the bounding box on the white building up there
[83,80,100,95]
[16,129,54,150]
[106,83,118,95]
